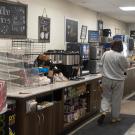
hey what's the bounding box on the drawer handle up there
[41,113,45,121]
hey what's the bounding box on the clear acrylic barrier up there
[0,52,40,90]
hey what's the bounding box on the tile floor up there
[69,92,135,135]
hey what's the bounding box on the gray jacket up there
[101,50,129,80]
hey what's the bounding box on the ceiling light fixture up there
[119,7,135,11]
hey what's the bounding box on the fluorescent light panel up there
[119,7,135,11]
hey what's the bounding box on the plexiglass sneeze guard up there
[0,52,40,90]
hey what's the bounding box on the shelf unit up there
[64,83,88,125]
[11,39,47,64]
[63,79,101,134]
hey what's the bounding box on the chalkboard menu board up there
[0,1,27,38]
[38,16,50,42]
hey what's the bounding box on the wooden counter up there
[7,74,102,98]
[7,67,135,135]
[7,74,102,135]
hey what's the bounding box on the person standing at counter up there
[97,40,129,125]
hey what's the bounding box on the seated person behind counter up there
[34,54,68,82]
[34,54,53,68]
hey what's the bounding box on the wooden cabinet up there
[14,90,64,135]
[124,68,135,97]
[7,68,135,135]
[10,78,102,135]
[40,105,55,135]
[25,101,63,135]
[26,111,40,135]
[87,79,101,115]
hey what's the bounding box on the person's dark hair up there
[111,40,123,52]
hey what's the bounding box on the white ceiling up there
[67,0,135,24]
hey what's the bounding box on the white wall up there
[101,15,128,36]
[128,23,135,34]
[0,0,128,51]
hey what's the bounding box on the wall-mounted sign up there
[0,1,27,38]
[38,16,50,42]
[80,25,87,40]
[130,30,135,39]
[97,20,103,30]
[65,18,78,42]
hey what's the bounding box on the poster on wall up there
[65,18,78,42]
[80,25,87,40]
[38,16,50,42]
[97,20,103,31]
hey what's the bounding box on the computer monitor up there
[88,30,99,43]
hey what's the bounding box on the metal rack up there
[11,39,47,63]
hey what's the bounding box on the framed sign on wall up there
[80,25,87,40]
[38,16,50,42]
[97,20,103,31]
[65,18,78,42]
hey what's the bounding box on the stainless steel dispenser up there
[62,52,80,65]
[45,50,64,64]
[89,45,103,60]
[89,60,102,74]
[66,42,90,76]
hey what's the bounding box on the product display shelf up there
[64,84,89,126]
[64,112,91,129]
[64,91,90,101]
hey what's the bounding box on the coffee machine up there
[44,50,80,79]
[66,42,90,76]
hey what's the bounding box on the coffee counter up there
[6,67,135,135]
[7,74,102,135]
[7,74,102,98]
[7,67,135,99]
